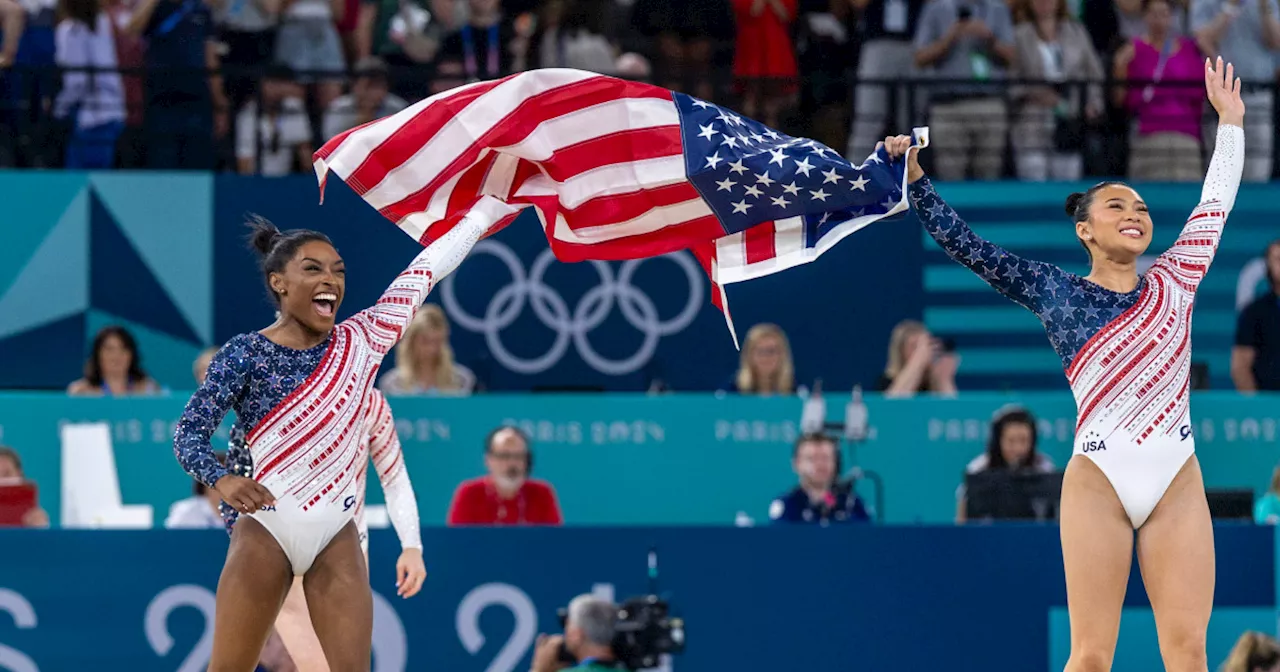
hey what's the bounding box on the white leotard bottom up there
[249,494,357,575]
[1075,436,1195,529]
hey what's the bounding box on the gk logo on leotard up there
[440,240,703,375]
[343,495,356,511]
[260,505,276,511]
[1180,425,1193,441]
[1082,440,1107,453]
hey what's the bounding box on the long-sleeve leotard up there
[354,388,421,550]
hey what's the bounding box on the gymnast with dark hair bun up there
[173,211,488,670]
[883,57,1245,672]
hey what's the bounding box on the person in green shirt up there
[530,595,621,671]
[1254,466,1280,525]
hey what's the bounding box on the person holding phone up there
[0,447,49,528]
[879,319,959,397]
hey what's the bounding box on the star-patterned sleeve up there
[909,176,1059,314]
[1156,123,1244,290]
[173,336,251,488]
[368,390,421,550]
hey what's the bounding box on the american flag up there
[314,68,927,343]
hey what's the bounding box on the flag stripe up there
[744,221,776,264]
[536,126,684,183]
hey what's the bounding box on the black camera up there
[556,595,686,670]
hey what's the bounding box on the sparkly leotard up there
[909,124,1244,527]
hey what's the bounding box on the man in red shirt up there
[446,426,563,526]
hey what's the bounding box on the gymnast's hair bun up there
[246,214,283,256]
[1064,192,1085,218]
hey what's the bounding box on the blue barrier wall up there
[6,392,1279,527]
[0,174,1274,391]
[0,527,1273,672]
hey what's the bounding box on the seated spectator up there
[912,0,1016,181]
[879,319,958,398]
[165,451,227,528]
[720,322,795,395]
[1009,0,1104,181]
[446,425,563,526]
[68,325,161,396]
[52,0,126,168]
[0,446,49,528]
[768,433,870,525]
[273,0,346,113]
[379,304,475,395]
[1253,465,1280,525]
[1233,240,1280,392]
[235,63,312,176]
[321,56,407,141]
[1113,0,1204,182]
[955,405,1055,523]
[1221,631,1280,672]
[193,346,219,385]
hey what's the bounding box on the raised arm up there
[367,390,421,550]
[908,176,1056,314]
[173,337,249,487]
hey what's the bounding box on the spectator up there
[67,325,161,396]
[235,62,312,176]
[730,0,797,129]
[1009,0,1104,181]
[356,0,461,100]
[955,405,1055,523]
[53,0,126,168]
[5,0,58,168]
[273,0,345,113]
[721,322,795,395]
[446,425,563,526]
[1221,631,1280,672]
[629,0,733,101]
[0,0,21,69]
[768,433,870,525]
[211,0,281,113]
[0,446,49,528]
[526,0,619,74]
[193,346,218,385]
[1192,0,1280,183]
[378,303,475,395]
[128,0,229,170]
[164,451,227,528]
[847,0,928,162]
[101,0,146,167]
[879,319,958,398]
[320,56,405,140]
[913,0,1016,181]
[1233,240,1280,392]
[432,0,524,93]
[1253,466,1280,525]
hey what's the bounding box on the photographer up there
[531,595,620,672]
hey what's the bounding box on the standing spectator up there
[629,0,734,101]
[0,446,49,528]
[1233,240,1280,392]
[768,433,870,525]
[53,0,126,168]
[128,0,229,169]
[320,55,404,140]
[5,0,57,167]
[720,322,795,395]
[879,319,958,397]
[234,62,312,175]
[955,405,1055,523]
[356,0,460,100]
[1009,0,1104,181]
[67,325,161,396]
[273,0,344,112]
[378,303,476,395]
[1192,0,1280,182]
[432,0,522,93]
[526,0,618,74]
[913,0,1017,180]
[212,0,280,113]
[102,0,146,167]
[730,0,797,129]
[446,426,563,526]
[1113,0,1203,181]
[847,0,928,161]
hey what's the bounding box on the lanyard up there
[461,24,500,82]
[1142,36,1175,104]
[155,0,198,36]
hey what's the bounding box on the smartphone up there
[958,6,973,20]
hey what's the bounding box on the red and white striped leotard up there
[352,388,421,555]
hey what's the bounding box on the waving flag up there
[314,68,927,343]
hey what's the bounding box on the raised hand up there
[879,134,924,183]
[1205,56,1244,128]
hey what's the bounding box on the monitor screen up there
[964,470,1064,522]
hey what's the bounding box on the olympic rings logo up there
[439,241,704,375]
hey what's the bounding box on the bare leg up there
[209,516,295,672]
[1061,456,1134,672]
[1137,456,1214,672]
[304,522,372,672]
[275,576,331,672]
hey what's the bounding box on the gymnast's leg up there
[209,516,295,672]
[275,576,331,671]
[1137,456,1214,672]
[1061,456,1133,672]
[304,522,373,672]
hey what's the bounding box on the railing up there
[3,65,1274,179]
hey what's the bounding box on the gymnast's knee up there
[1066,647,1113,672]
[1159,633,1208,671]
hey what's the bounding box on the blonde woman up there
[721,323,795,395]
[378,304,475,395]
[1221,631,1280,672]
[879,319,958,398]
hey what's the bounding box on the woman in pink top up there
[1113,0,1205,181]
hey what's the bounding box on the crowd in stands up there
[0,0,1277,179]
